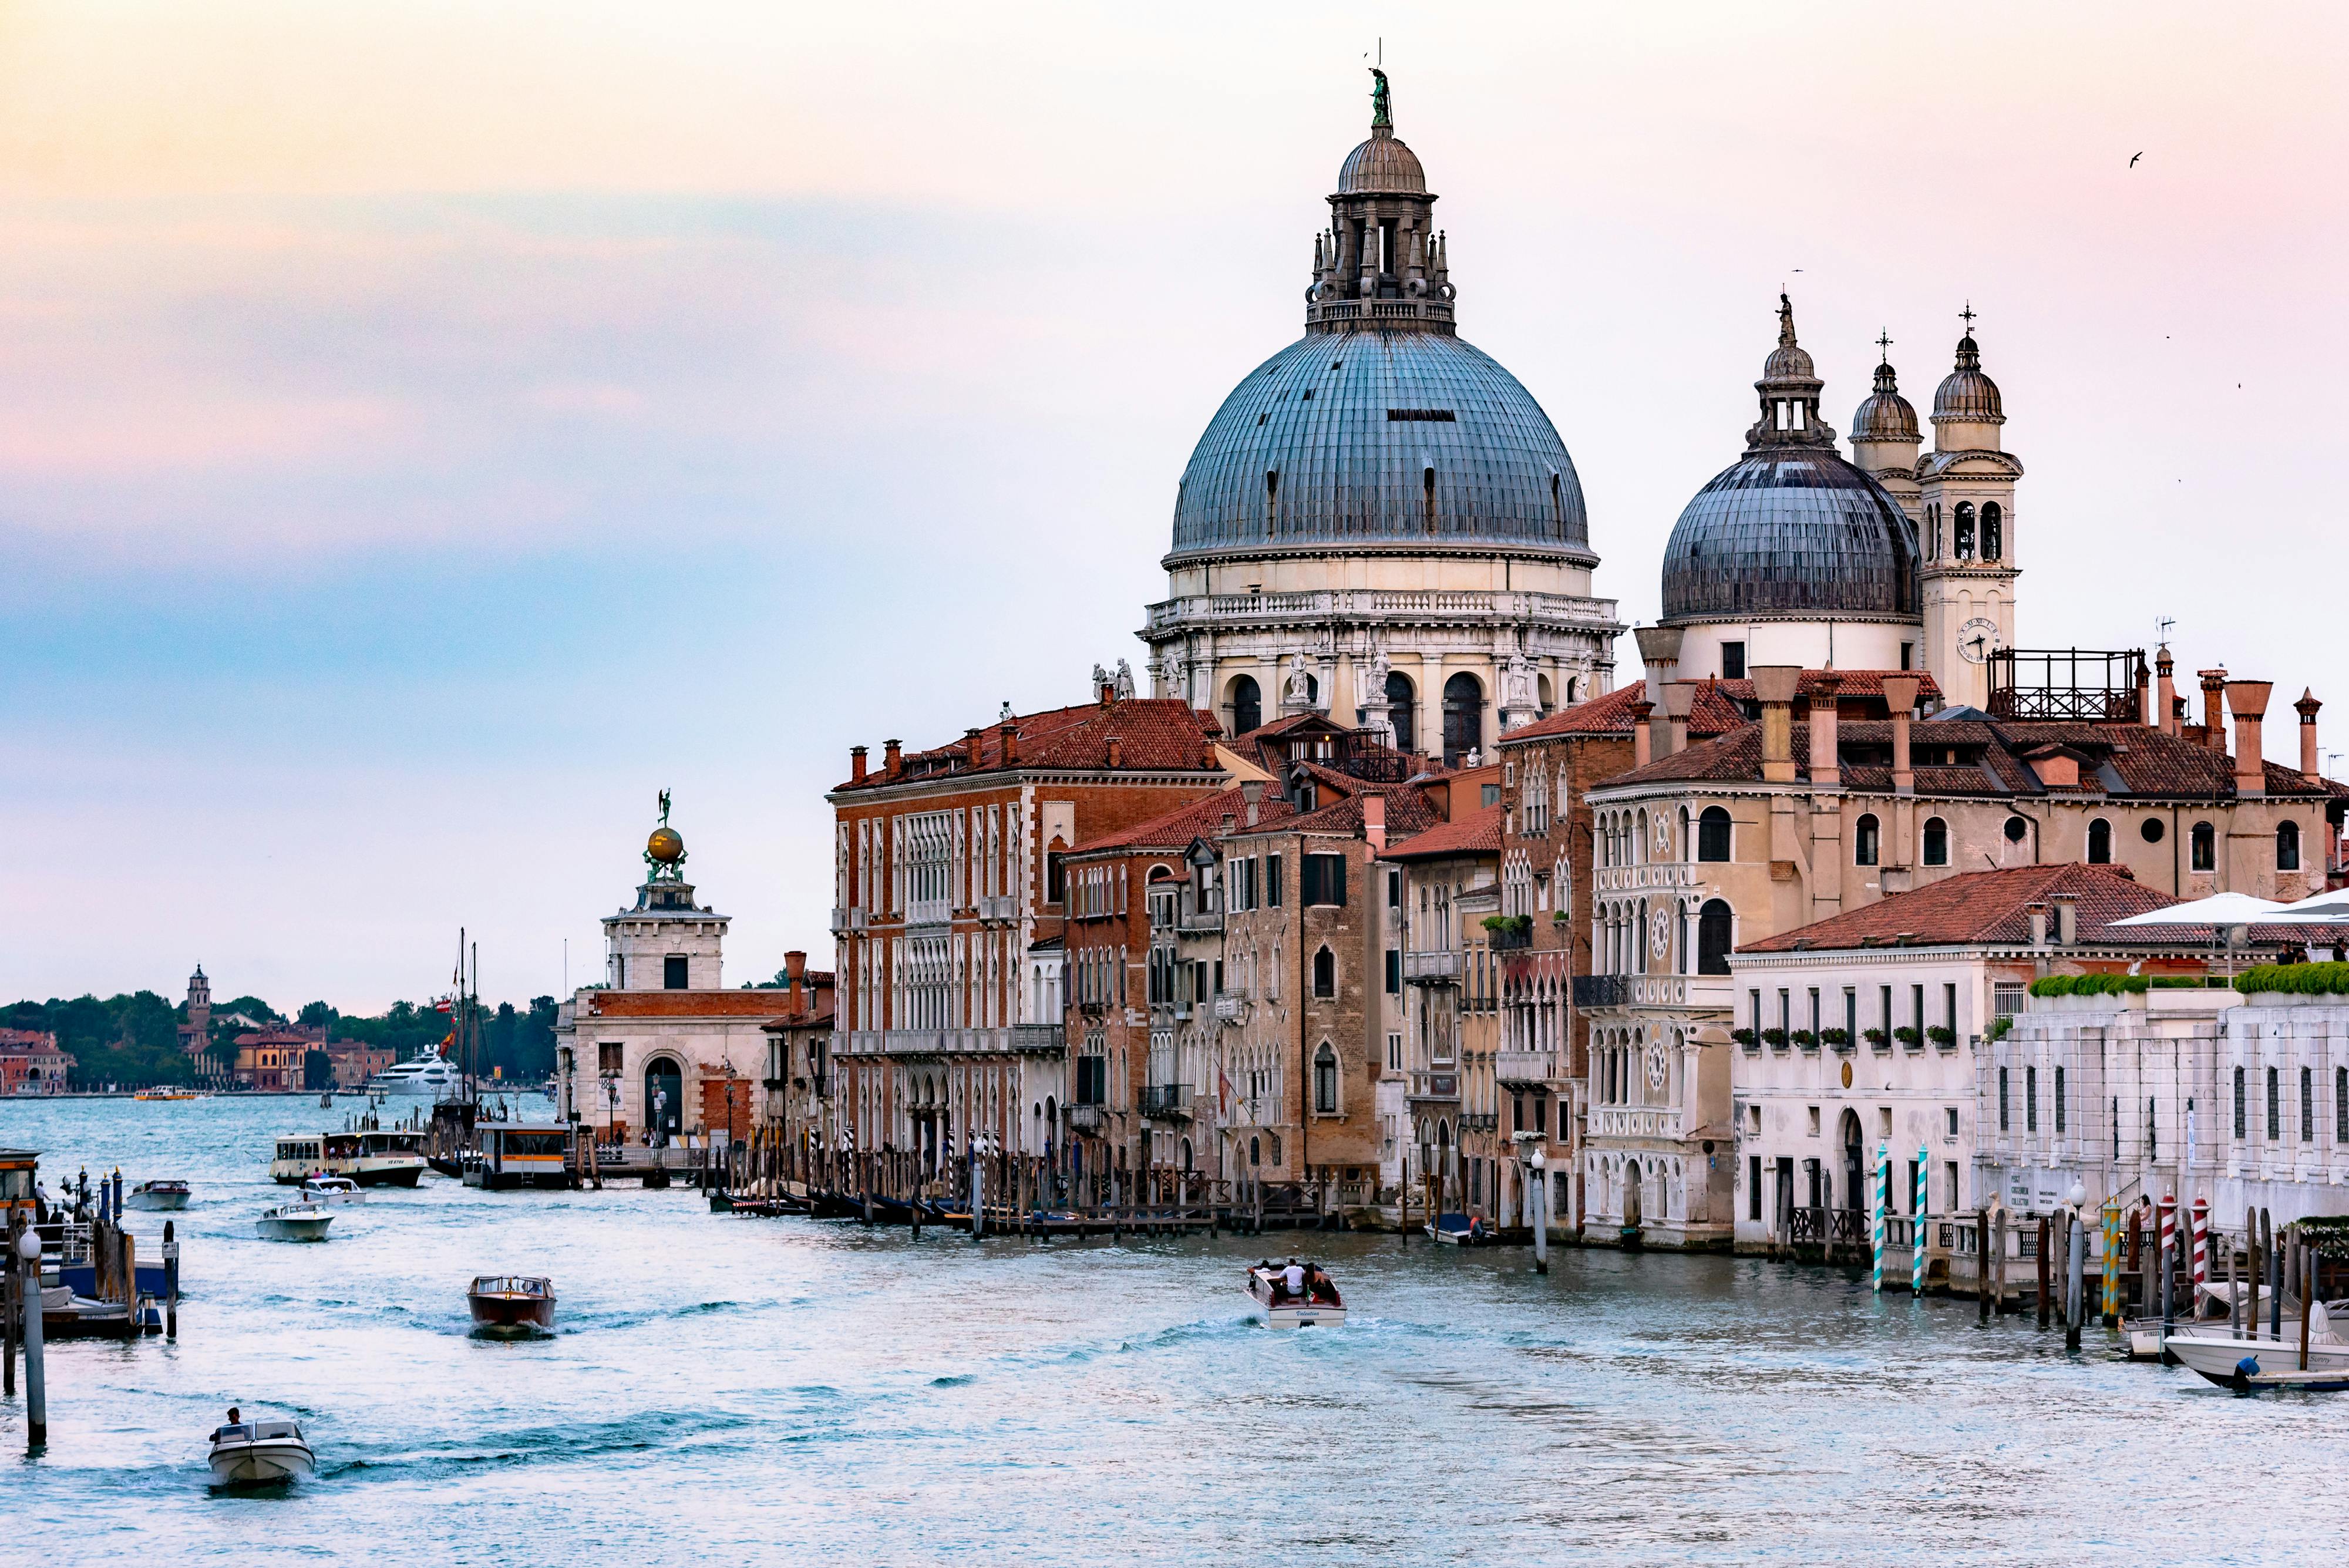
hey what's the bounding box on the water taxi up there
[208,1416,316,1484]
[467,1274,556,1332]
[463,1125,573,1190]
[269,1130,427,1187]
[299,1176,365,1205]
[1247,1262,1346,1328]
[255,1204,334,1242]
[124,1179,192,1211]
[134,1090,206,1102]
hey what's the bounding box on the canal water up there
[0,1096,2334,1566]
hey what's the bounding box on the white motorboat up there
[364,1042,465,1101]
[124,1179,191,1211]
[1247,1263,1346,1328]
[208,1416,316,1485]
[255,1203,334,1242]
[2166,1300,2349,1385]
[299,1176,365,1205]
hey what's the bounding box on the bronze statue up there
[657,788,672,827]
[1370,67,1391,129]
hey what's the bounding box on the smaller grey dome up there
[1338,129,1427,194]
[1852,361,1919,442]
[1933,335,2004,423]
[1764,340,1815,381]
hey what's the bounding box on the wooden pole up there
[2301,1238,2314,1372]
[2036,1216,2051,1329]
[2264,1208,2279,1339]
[1976,1207,1990,1319]
[122,1230,139,1339]
[164,1219,179,1340]
[15,1222,45,1448]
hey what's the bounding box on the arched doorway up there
[1229,674,1261,737]
[1697,900,1734,975]
[1840,1109,1864,1221]
[1386,670,1417,754]
[1624,1159,1644,1230]
[644,1056,683,1145]
[1442,672,1483,763]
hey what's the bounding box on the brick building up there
[0,1029,73,1096]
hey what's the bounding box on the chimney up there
[1100,678,1115,709]
[1629,699,1654,767]
[2027,901,2048,950]
[1203,738,1219,770]
[1634,625,1685,706]
[1000,721,1019,766]
[785,949,807,1013]
[1752,665,1801,783]
[2134,654,2152,728]
[2155,646,2176,735]
[1241,779,1264,827]
[2198,669,2228,751]
[1220,812,1236,837]
[1362,792,1388,853]
[850,745,868,784]
[1106,735,1123,769]
[1661,681,1697,758]
[1883,675,1919,796]
[2050,892,2078,947]
[2227,680,2273,798]
[2296,688,2322,778]
[883,738,903,779]
[965,727,984,768]
[1807,672,1842,788]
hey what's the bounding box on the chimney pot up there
[1752,666,1800,782]
[1807,672,1842,788]
[850,744,868,783]
[2226,680,2273,798]
[2296,688,2323,779]
[1634,625,1685,706]
[2027,901,2048,950]
[2051,892,2078,947]
[1661,680,1696,756]
[1000,720,1019,767]
[1629,700,1655,768]
[1241,779,1264,827]
[1362,792,1388,852]
[1106,735,1122,769]
[2199,669,2228,751]
[2155,646,2177,735]
[965,726,984,768]
[883,738,903,778]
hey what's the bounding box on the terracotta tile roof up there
[579,991,792,1019]
[1381,801,1504,860]
[1739,864,2185,952]
[1281,787,1445,839]
[1714,669,1944,704]
[837,697,1219,790]
[1498,681,1744,744]
[1069,785,1298,856]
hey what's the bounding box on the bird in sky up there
[2130,152,2143,167]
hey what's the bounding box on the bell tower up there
[1917,311,2023,709]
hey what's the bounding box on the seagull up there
[2130,152,2143,167]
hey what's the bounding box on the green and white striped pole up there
[1913,1144,1929,1295]
[1872,1142,1888,1293]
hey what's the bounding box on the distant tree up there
[216,994,282,1024]
[304,1049,335,1091]
[298,1001,338,1030]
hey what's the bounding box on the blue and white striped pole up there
[1913,1143,1929,1295]
[1872,1142,1888,1293]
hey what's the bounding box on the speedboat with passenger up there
[208,1415,316,1484]
[467,1274,556,1333]
[256,1203,334,1242]
[125,1179,191,1211]
[1247,1261,1345,1328]
[299,1175,365,1205]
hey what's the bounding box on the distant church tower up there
[1915,317,2022,709]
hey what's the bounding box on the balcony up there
[1404,949,1462,985]
[1140,1084,1193,1121]
[846,1026,1065,1058]
[1213,991,1249,1024]
[1179,907,1224,934]
[1009,1025,1065,1055]
[1066,1103,1107,1134]
[1589,1105,1684,1142]
[830,906,867,933]
[1486,923,1533,953]
[1495,1049,1558,1087]
[1573,974,1634,1010]
[1407,1070,1460,1103]
[977,894,1018,923]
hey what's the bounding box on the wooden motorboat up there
[1247,1263,1345,1328]
[208,1416,316,1485]
[1428,1212,1495,1246]
[299,1176,365,1205]
[255,1203,334,1242]
[467,1274,556,1332]
[124,1179,191,1211]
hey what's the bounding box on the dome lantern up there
[1310,69,1454,335]
[1931,307,2006,447]
[1742,294,1835,451]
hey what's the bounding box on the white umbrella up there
[2269,888,2349,922]
[2105,892,2290,927]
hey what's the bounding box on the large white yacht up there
[365,1042,464,1100]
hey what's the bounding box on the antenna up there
[2156,614,2176,646]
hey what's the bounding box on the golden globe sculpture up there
[647,827,685,864]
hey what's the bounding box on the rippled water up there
[1,1097,2335,1565]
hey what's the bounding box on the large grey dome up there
[1167,331,1590,561]
[1661,447,1919,621]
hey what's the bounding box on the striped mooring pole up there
[1872,1142,1888,1293]
[2158,1193,2177,1307]
[2101,1200,2122,1324]
[2190,1197,2209,1285]
[1912,1145,1929,1295]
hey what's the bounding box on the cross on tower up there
[1876,328,1893,362]
[1958,301,1977,334]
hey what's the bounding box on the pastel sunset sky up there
[5,2,2344,1009]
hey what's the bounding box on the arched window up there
[2279,820,2301,872]
[1954,501,1976,559]
[1385,671,1417,755]
[1229,675,1261,737]
[1698,806,1732,862]
[1855,813,1880,867]
[1634,810,1648,867]
[1926,503,1941,561]
[2087,818,2113,864]
[1249,1135,1261,1166]
[1923,816,1949,867]
[2190,820,2216,872]
[1981,502,2003,560]
[1697,900,1734,976]
[1679,807,1692,863]
[1675,899,1689,974]
[1312,946,1336,998]
[1442,672,1483,763]
[1313,1044,1338,1114]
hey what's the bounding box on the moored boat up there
[1247,1261,1345,1328]
[2166,1316,2349,1385]
[1428,1212,1495,1246]
[124,1179,191,1211]
[208,1415,316,1485]
[467,1273,556,1332]
[256,1203,334,1242]
[364,1040,465,1100]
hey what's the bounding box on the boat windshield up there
[362,1132,423,1153]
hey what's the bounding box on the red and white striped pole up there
[2158,1192,2177,1294]
[2190,1196,2209,1284]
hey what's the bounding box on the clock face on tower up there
[1959,617,2003,664]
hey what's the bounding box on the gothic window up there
[1314,1044,1339,1114]
[1855,813,1880,867]
[2088,818,2113,864]
[2278,820,2301,871]
[1954,502,1976,560]
[1312,946,1336,997]
[1696,900,1734,977]
[1386,671,1417,755]
[1442,672,1483,763]
[1981,502,2003,561]
[1229,675,1261,738]
[2191,820,2216,872]
[1923,816,1949,866]
[1697,806,1732,862]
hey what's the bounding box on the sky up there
[4,2,2345,1012]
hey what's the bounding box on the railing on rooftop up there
[1986,648,2145,723]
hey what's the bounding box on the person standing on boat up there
[1282,1258,1305,1303]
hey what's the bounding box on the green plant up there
[1893,1025,1922,1048]
[1926,1024,1956,1047]
[1818,1027,1852,1048]
[1731,1027,1759,1048]
[1987,1015,2014,1042]
[2236,961,2349,997]
[1862,1026,1889,1049]
[1761,1027,1789,1048]
[1480,914,1533,936]
[1791,1028,1819,1048]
